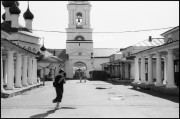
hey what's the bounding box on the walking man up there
[53,69,66,109]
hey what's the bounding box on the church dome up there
[23,6,34,20]
[40,45,46,51]
[2,1,14,7]
[9,2,21,15]
[2,13,5,21]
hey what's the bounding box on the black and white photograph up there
[1,1,179,118]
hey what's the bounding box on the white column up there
[22,55,28,86]
[70,9,73,25]
[147,54,154,84]
[1,47,5,92]
[5,7,11,21]
[11,14,19,28]
[83,10,85,25]
[74,10,76,26]
[141,56,146,83]
[166,49,177,88]
[6,51,15,90]
[3,59,8,84]
[33,59,38,84]
[85,10,87,25]
[155,52,163,86]
[133,57,140,83]
[28,57,33,85]
[87,9,90,26]
[163,56,167,84]
[25,20,32,32]
[68,9,71,26]
[15,54,22,88]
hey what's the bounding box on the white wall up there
[93,58,109,70]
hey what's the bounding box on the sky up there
[1,1,179,49]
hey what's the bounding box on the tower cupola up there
[23,4,34,20]
[2,1,14,7]
[9,2,21,15]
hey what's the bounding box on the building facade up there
[132,26,179,88]
[64,1,119,78]
[1,1,40,92]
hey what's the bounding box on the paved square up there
[1,80,179,118]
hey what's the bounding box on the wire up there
[20,26,175,34]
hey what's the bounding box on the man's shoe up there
[52,99,57,103]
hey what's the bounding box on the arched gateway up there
[73,62,87,79]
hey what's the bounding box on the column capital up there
[33,58,37,61]
[155,51,161,55]
[167,49,174,54]
[148,54,153,57]
[141,55,146,58]
[7,50,15,54]
[15,53,22,57]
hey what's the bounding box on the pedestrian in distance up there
[52,69,66,109]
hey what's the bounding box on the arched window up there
[76,12,83,28]
[28,47,31,51]
[33,48,36,52]
[74,35,85,41]
[23,46,26,49]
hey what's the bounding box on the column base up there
[141,81,147,84]
[155,83,164,87]
[33,82,38,84]
[28,82,33,85]
[15,84,22,88]
[22,83,28,87]
[132,81,141,84]
[166,84,177,88]
[147,82,154,85]
[1,88,5,93]
[5,86,15,90]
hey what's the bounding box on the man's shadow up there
[30,108,57,118]
[30,106,76,118]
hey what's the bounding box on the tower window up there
[76,12,83,29]
[78,52,82,56]
[75,35,85,41]
[28,47,31,51]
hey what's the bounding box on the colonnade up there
[1,48,39,92]
[133,49,177,88]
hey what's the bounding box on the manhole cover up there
[96,86,112,89]
[109,97,124,100]
[60,106,76,109]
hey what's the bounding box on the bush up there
[91,70,107,81]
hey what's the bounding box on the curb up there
[131,83,179,96]
[1,84,44,98]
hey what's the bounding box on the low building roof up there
[161,26,179,36]
[46,49,69,62]
[93,48,119,58]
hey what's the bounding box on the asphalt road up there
[1,80,179,118]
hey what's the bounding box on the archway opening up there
[73,62,87,79]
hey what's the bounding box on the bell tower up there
[65,1,94,78]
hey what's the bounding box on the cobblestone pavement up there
[1,80,179,118]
